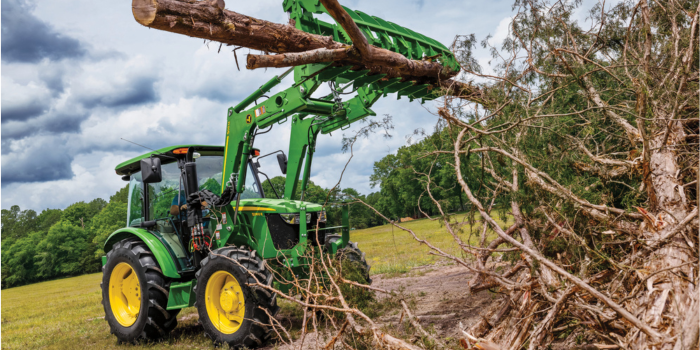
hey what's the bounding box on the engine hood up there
[236,198,323,213]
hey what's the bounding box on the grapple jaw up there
[283,0,458,103]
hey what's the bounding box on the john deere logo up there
[245,114,252,124]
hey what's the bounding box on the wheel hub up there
[205,270,245,334]
[219,281,242,317]
[109,262,141,327]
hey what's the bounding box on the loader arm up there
[222,0,455,203]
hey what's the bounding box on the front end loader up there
[101,0,455,348]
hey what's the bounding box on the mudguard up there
[104,227,181,278]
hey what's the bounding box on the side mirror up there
[140,157,162,183]
[277,153,288,175]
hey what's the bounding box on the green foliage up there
[61,198,107,228]
[2,186,128,288]
[1,205,39,241]
[261,175,286,198]
[368,126,484,221]
[109,185,129,203]
[338,256,374,309]
[34,221,90,279]
[36,208,62,232]
[91,202,128,258]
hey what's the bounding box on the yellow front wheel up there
[109,262,142,327]
[195,247,279,348]
[205,270,246,334]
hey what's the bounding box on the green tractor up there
[101,0,456,348]
[101,144,366,347]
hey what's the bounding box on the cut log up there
[132,0,483,101]
[246,48,350,69]
[132,0,341,54]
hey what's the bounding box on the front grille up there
[266,214,299,250]
[265,212,327,249]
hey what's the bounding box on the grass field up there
[0,273,207,350]
[0,212,510,349]
[352,212,512,275]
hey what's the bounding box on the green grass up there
[1,274,207,350]
[350,211,512,275]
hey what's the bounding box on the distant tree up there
[91,202,129,258]
[1,205,38,241]
[261,176,286,199]
[1,232,42,287]
[36,208,62,232]
[33,221,89,279]
[87,198,108,219]
[109,185,129,204]
[61,199,106,229]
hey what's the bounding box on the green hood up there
[237,198,323,213]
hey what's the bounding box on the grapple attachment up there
[283,0,459,72]
[282,0,457,104]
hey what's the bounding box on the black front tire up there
[195,246,279,349]
[101,238,178,343]
[326,234,372,284]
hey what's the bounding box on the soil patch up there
[262,262,497,349]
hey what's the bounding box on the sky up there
[1,0,519,212]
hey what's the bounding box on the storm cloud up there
[1,136,74,183]
[79,75,159,109]
[1,0,86,63]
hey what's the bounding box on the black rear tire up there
[101,238,178,343]
[195,246,279,349]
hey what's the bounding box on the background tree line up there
[1,187,128,288]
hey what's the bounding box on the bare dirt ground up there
[260,262,498,349]
[372,263,495,340]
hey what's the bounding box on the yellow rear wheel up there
[205,271,246,334]
[108,262,142,327]
[102,239,178,343]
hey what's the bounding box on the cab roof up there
[115,145,224,176]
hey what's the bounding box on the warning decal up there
[255,106,266,117]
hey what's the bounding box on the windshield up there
[240,164,263,199]
[127,155,261,225]
[148,161,181,220]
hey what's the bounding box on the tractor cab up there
[113,145,263,269]
[116,145,261,228]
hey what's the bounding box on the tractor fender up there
[104,227,181,279]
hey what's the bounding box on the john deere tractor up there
[101,0,457,348]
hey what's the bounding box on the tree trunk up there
[625,118,697,349]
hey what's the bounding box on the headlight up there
[280,213,298,224]
[319,210,327,223]
[279,213,316,224]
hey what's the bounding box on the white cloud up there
[491,16,513,46]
